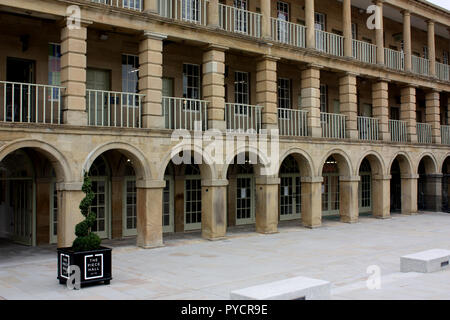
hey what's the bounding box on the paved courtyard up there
[1,212,450,300]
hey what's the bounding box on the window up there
[122,54,139,106]
[277,1,289,21]
[314,12,326,31]
[183,63,201,110]
[123,0,142,10]
[423,46,428,59]
[48,43,61,101]
[234,71,249,107]
[320,84,328,113]
[278,78,291,119]
[277,1,289,42]
[181,0,200,22]
[444,51,449,65]
[351,23,357,39]
[234,0,248,33]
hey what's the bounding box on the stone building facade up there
[0,0,449,248]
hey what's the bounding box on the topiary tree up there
[72,172,101,252]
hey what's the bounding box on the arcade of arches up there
[1,146,449,248]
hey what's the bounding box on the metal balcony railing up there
[411,55,430,76]
[219,4,262,38]
[163,96,208,131]
[270,18,306,48]
[225,103,262,133]
[416,122,432,144]
[0,81,64,124]
[320,112,346,139]
[278,108,308,137]
[357,116,379,141]
[352,40,377,65]
[86,89,144,128]
[90,0,143,11]
[384,48,404,71]
[158,0,208,25]
[389,119,408,143]
[315,30,344,57]
[436,62,450,82]
[441,125,450,145]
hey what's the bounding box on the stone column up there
[261,0,271,40]
[401,174,418,215]
[302,65,322,137]
[425,174,443,212]
[305,0,315,49]
[372,80,390,141]
[400,86,417,143]
[256,56,279,130]
[343,0,352,58]
[203,45,227,130]
[207,0,219,28]
[201,180,228,240]
[339,176,359,223]
[56,182,84,248]
[447,95,450,125]
[301,177,323,228]
[60,19,91,126]
[144,0,158,13]
[339,73,358,139]
[402,10,412,72]
[425,90,441,144]
[255,177,280,234]
[372,175,391,218]
[139,31,167,129]
[375,0,384,65]
[427,20,436,77]
[136,180,165,248]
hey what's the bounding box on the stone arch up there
[388,152,413,176]
[439,152,450,174]
[222,146,272,179]
[416,152,438,175]
[158,144,216,181]
[355,150,385,176]
[278,147,314,177]
[319,149,353,177]
[0,139,72,182]
[83,142,151,182]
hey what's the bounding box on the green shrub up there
[72,173,101,252]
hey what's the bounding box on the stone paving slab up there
[1,212,450,300]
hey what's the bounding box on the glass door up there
[236,174,255,225]
[12,179,34,245]
[163,175,174,233]
[277,1,289,43]
[280,174,301,221]
[123,176,137,236]
[86,68,111,126]
[234,0,248,34]
[50,180,58,244]
[184,176,202,231]
[90,177,110,239]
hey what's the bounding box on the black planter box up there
[57,246,112,286]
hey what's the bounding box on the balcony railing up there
[384,48,404,71]
[315,30,344,57]
[158,0,208,25]
[357,116,379,141]
[389,119,408,143]
[278,108,308,137]
[441,125,450,145]
[416,122,432,144]
[219,4,261,38]
[225,103,262,133]
[163,96,208,131]
[270,18,306,48]
[352,40,377,65]
[90,0,142,11]
[320,112,346,139]
[86,89,144,128]
[0,81,64,124]
[411,55,430,76]
[436,62,450,82]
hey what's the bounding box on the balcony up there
[278,108,308,137]
[225,103,262,133]
[436,62,450,82]
[0,81,64,125]
[320,112,346,139]
[357,116,379,141]
[158,0,208,26]
[352,40,377,65]
[218,4,261,38]
[384,48,405,71]
[86,89,144,128]
[389,119,408,143]
[315,30,344,57]
[90,0,143,11]
[163,96,208,131]
[411,55,430,76]
[416,122,432,144]
[441,125,450,145]
[270,18,306,48]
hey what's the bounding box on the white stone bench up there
[400,249,450,273]
[230,276,331,300]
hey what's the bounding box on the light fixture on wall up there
[99,33,108,41]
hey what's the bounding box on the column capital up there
[257,54,281,62]
[401,9,410,16]
[399,83,419,89]
[142,31,167,41]
[203,44,229,52]
[340,176,361,182]
[373,174,392,181]
[255,176,281,185]
[303,63,324,71]
[301,176,324,183]
[375,77,391,83]
[373,0,384,5]
[426,19,435,26]
[339,71,359,78]
[136,180,166,189]
[58,18,93,28]
[202,179,229,187]
[401,174,420,179]
[56,182,83,191]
